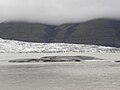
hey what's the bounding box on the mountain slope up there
[53,19,120,47]
[0,19,120,47]
[0,22,57,42]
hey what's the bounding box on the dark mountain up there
[0,22,57,42]
[0,19,120,47]
[53,19,120,47]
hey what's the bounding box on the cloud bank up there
[0,0,120,24]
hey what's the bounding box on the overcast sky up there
[0,0,120,25]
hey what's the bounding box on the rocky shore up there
[8,56,103,63]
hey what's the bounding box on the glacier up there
[0,38,119,53]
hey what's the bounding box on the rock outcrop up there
[9,59,40,63]
[8,56,103,63]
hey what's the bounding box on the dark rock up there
[8,56,103,63]
[8,59,40,63]
[40,56,103,62]
[115,60,120,62]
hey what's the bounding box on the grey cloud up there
[0,0,120,24]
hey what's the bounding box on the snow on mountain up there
[0,38,119,53]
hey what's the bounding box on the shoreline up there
[0,52,119,65]
[0,52,119,60]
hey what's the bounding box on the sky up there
[0,0,120,25]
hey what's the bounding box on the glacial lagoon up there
[0,52,120,90]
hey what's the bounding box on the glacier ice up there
[0,38,119,53]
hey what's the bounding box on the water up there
[0,53,120,90]
[0,52,120,61]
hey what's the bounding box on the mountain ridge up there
[0,18,120,47]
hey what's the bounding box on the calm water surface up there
[0,53,120,90]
